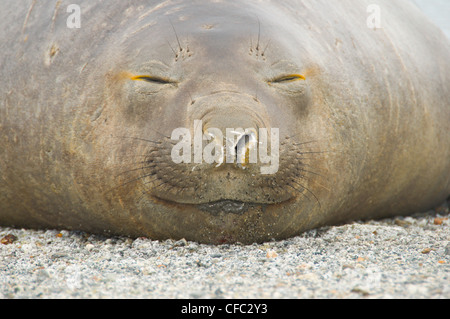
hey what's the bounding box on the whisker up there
[294,161,325,171]
[114,153,161,160]
[141,175,160,187]
[136,176,162,201]
[115,165,159,177]
[296,168,324,178]
[110,172,158,192]
[187,90,195,105]
[290,179,321,208]
[297,151,330,155]
[290,140,318,146]
[137,177,179,203]
[169,18,182,51]
[111,135,164,145]
[286,183,312,203]
[262,39,271,56]
[145,179,169,190]
[284,132,326,141]
[309,180,331,192]
[102,158,165,172]
[256,17,261,51]
[166,39,177,57]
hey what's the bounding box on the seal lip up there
[197,200,261,215]
[150,196,294,215]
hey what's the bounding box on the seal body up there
[0,0,449,244]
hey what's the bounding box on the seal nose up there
[189,92,269,169]
[205,128,258,168]
[235,130,258,167]
[204,116,260,169]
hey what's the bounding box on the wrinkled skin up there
[0,0,449,244]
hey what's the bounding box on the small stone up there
[444,243,450,256]
[342,264,354,270]
[51,253,68,259]
[1,234,18,245]
[351,288,370,297]
[36,269,50,282]
[434,217,448,225]
[395,219,411,227]
[174,238,188,247]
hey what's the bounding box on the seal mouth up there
[197,200,258,215]
[151,196,294,215]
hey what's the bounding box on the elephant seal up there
[0,0,449,244]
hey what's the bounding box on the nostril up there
[236,131,258,167]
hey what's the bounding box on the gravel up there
[1,201,448,299]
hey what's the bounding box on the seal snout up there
[189,91,273,168]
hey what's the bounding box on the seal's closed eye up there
[269,74,306,84]
[131,75,178,85]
